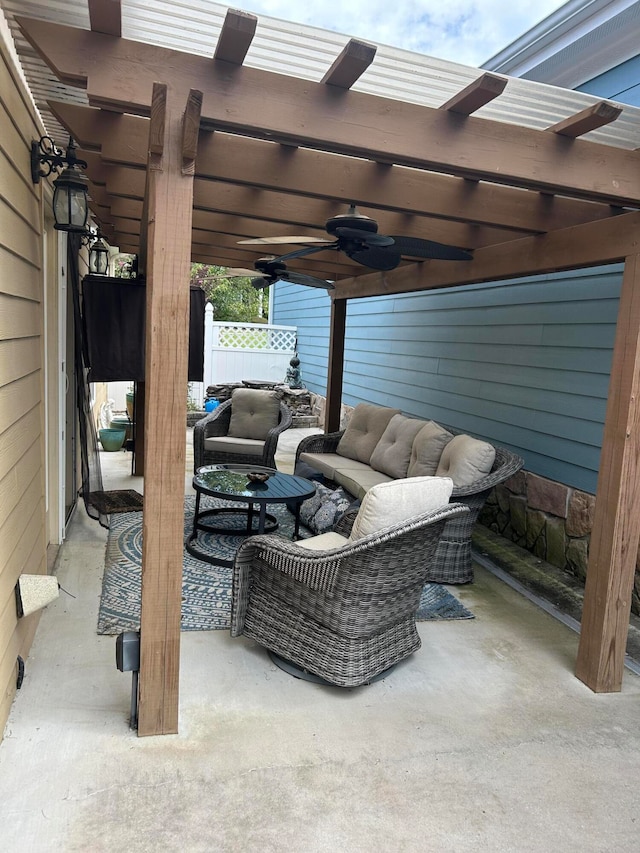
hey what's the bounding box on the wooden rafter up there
[214,9,257,64]
[88,0,121,37]
[51,101,622,236]
[321,39,376,88]
[18,17,640,205]
[441,72,507,115]
[548,101,623,138]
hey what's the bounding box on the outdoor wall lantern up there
[88,232,110,276]
[31,136,90,234]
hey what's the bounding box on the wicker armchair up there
[230,502,469,687]
[295,430,524,584]
[193,396,292,472]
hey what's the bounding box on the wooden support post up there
[325,297,346,433]
[137,82,201,736]
[576,254,640,692]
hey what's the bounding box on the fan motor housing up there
[255,257,286,275]
[326,212,378,236]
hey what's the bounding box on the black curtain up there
[82,276,205,382]
[71,266,206,528]
[69,236,109,527]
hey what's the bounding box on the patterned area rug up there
[97,495,474,634]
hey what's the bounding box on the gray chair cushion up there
[369,414,426,478]
[336,403,401,464]
[228,389,281,441]
[407,421,453,477]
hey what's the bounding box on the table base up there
[186,506,279,566]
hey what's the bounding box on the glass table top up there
[193,464,315,501]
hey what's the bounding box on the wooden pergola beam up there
[19,18,640,205]
[88,0,121,37]
[321,39,376,88]
[214,9,257,64]
[51,101,622,235]
[137,82,200,737]
[441,72,507,115]
[548,101,623,138]
[333,209,640,299]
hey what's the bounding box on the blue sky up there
[225,0,568,67]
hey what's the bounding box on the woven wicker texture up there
[231,502,468,686]
[295,429,524,584]
[193,398,292,471]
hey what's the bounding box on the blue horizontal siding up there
[272,263,624,494]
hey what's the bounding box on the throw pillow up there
[336,403,401,464]
[299,483,353,534]
[407,420,453,477]
[435,434,496,487]
[227,388,281,441]
[369,414,426,478]
[349,476,453,541]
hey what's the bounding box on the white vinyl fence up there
[190,304,297,406]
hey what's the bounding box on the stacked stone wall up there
[479,471,640,616]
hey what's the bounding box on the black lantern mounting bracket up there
[30,136,87,184]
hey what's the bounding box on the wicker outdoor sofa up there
[295,403,524,584]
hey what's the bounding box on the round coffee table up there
[186,464,316,566]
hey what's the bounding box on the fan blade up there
[219,267,260,277]
[390,236,473,261]
[275,243,339,263]
[238,236,333,246]
[347,245,402,271]
[334,227,395,247]
[282,271,335,290]
[251,276,272,290]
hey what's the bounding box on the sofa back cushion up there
[349,476,453,541]
[435,433,496,487]
[407,421,453,477]
[227,388,280,441]
[369,414,426,478]
[337,403,401,464]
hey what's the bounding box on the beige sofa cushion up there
[334,468,393,501]
[228,388,280,441]
[435,434,496,487]
[336,403,401,464]
[298,452,372,481]
[349,476,453,541]
[370,414,426,478]
[407,421,453,477]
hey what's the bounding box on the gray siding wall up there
[272,265,622,494]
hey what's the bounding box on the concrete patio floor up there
[1,429,640,852]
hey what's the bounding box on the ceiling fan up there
[215,257,334,290]
[238,204,474,272]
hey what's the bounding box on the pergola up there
[11,1,640,735]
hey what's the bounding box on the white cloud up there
[225,0,568,67]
